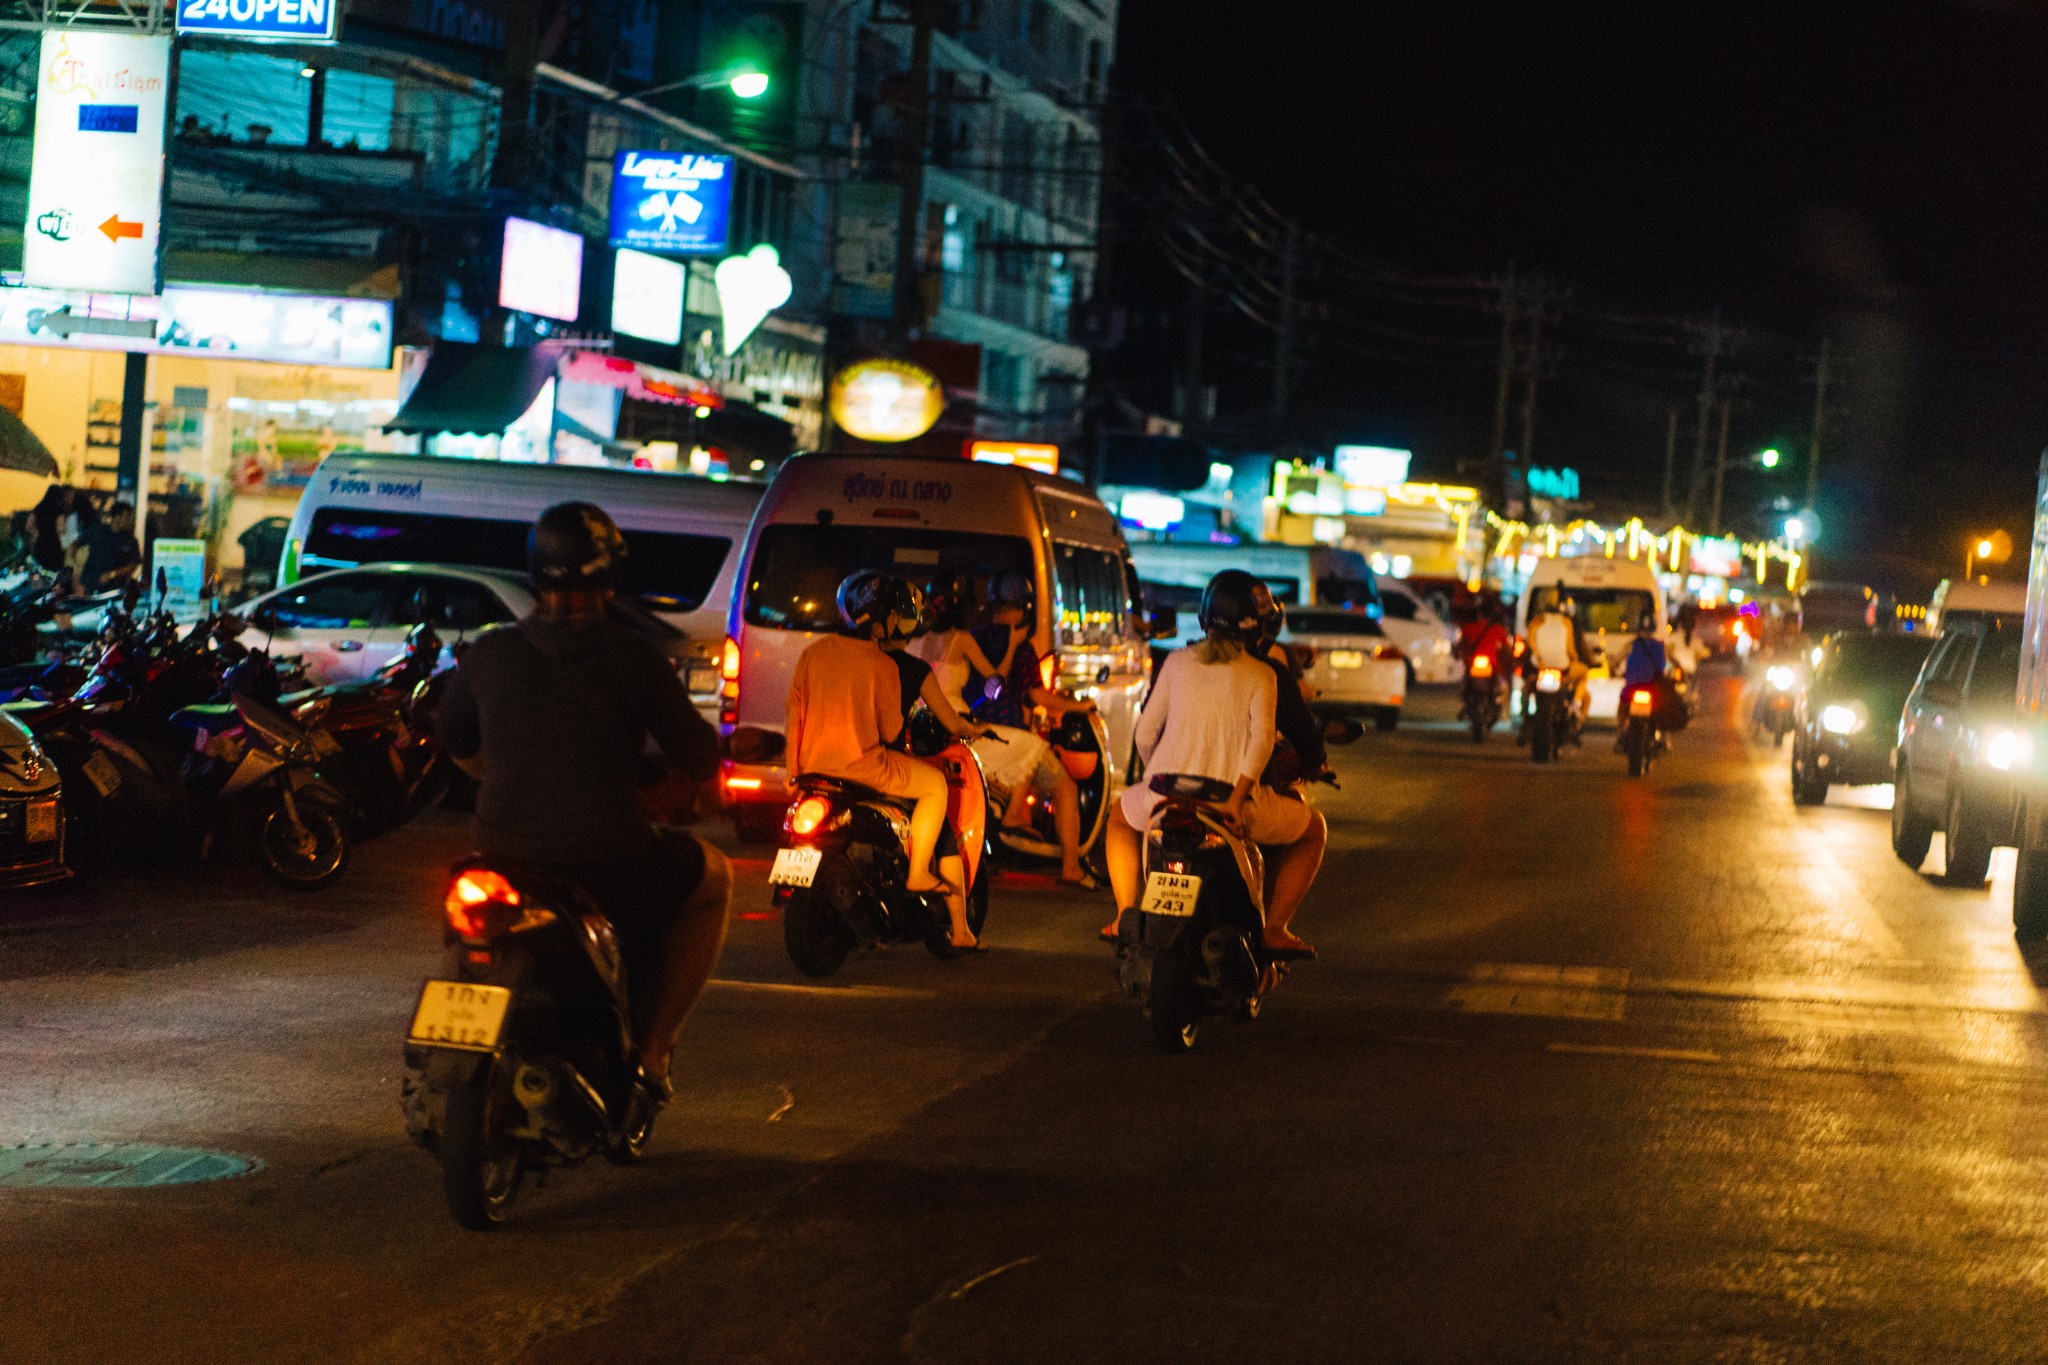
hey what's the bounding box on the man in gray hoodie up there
[437,502,726,1098]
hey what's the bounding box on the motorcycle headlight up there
[1767,665,1796,692]
[1986,729,2031,772]
[1819,703,1864,736]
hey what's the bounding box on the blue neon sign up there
[609,151,734,256]
[175,0,338,43]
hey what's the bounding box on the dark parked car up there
[1892,621,2025,887]
[1791,631,1933,806]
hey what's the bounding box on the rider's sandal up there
[1263,941,1318,961]
[635,1057,676,1105]
[1060,870,1103,892]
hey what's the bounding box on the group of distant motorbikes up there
[1460,637,1693,778]
[0,566,456,895]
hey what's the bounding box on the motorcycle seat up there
[1147,772,1236,804]
[170,702,240,731]
[794,773,916,813]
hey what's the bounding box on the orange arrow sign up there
[98,215,143,242]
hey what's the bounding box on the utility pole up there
[1710,397,1731,535]
[1487,265,1518,503]
[1518,273,1545,468]
[1806,335,1830,511]
[1660,406,1679,519]
[1269,218,1301,431]
[890,0,937,339]
[1685,309,1726,525]
[1178,273,1206,427]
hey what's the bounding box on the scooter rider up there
[1103,569,1328,958]
[1523,593,1589,734]
[436,502,730,1101]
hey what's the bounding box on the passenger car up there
[1279,608,1406,729]
[240,564,707,698]
[1377,580,1459,685]
[1790,630,1933,806]
[1892,621,2023,886]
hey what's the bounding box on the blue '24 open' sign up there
[176,0,338,42]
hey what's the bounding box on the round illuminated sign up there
[829,360,945,443]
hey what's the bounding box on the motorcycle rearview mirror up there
[722,726,786,764]
[1322,716,1365,745]
[981,676,1003,703]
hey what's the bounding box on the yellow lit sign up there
[968,440,1059,474]
[830,359,945,443]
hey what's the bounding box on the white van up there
[1928,578,2027,636]
[281,454,762,706]
[1517,556,1667,727]
[1128,542,1379,648]
[721,453,1150,836]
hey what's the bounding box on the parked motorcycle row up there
[0,569,458,893]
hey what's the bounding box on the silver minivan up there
[720,453,1150,837]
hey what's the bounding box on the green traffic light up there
[1759,447,1781,469]
[729,71,769,99]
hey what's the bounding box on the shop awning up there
[0,408,56,478]
[561,351,723,410]
[385,343,561,436]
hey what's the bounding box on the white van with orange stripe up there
[719,453,1150,838]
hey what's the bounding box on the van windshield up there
[304,507,731,611]
[744,525,1035,632]
[1529,585,1655,634]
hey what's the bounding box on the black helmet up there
[1253,583,1285,649]
[990,570,1035,613]
[1199,569,1265,641]
[528,502,626,591]
[836,570,924,641]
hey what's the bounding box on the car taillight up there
[445,869,519,940]
[1373,644,1404,661]
[719,635,741,727]
[789,796,832,837]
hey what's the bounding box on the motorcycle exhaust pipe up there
[514,1060,611,1130]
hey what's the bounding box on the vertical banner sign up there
[23,32,171,296]
[149,537,209,622]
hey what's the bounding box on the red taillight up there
[789,796,831,837]
[1470,654,1493,677]
[1373,644,1404,661]
[1038,653,1056,691]
[445,869,519,939]
[1632,689,1653,703]
[719,635,741,726]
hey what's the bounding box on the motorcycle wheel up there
[967,859,990,937]
[1531,716,1554,764]
[605,1083,658,1166]
[441,1057,524,1230]
[256,799,350,890]
[1468,703,1488,745]
[783,887,854,978]
[1148,944,1202,1053]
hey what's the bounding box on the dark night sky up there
[1114,0,2048,590]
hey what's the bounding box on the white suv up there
[1376,580,1460,684]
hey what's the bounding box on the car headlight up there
[1819,703,1863,736]
[1986,729,2031,772]
[1767,665,1797,692]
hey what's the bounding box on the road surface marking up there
[766,1084,795,1122]
[1546,1041,1722,1064]
[1446,963,1629,1021]
[709,979,936,1000]
[950,1255,1043,1300]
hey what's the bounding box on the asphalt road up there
[9,667,2048,1363]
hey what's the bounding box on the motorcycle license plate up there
[82,750,120,797]
[1328,649,1365,670]
[407,981,512,1052]
[769,846,822,888]
[1140,872,1202,917]
[686,664,719,695]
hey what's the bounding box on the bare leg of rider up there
[1103,802,1142,937]
[1048,766,1086,883]
[898,761,952,894]
[637,844,731,1093]
[1263,809,1328,951]
[939,852,974,946]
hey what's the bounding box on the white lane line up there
[949,1255,1043,1300]
[708,979,937,1000]
[1445,963,1630,1021]
[1546,1041,1722,1064]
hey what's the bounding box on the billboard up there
[23,32,171,295]
[611,248,685,345]
[499,217,584,322]
[174,0,339,42]
[609,151,734,256]
[0,278,394,368]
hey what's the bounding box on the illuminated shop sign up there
[0,277,394,368]
[609,151,735,256]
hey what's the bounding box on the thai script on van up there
[841,473,952,504]
[327,476,423,500]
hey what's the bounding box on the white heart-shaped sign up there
[714,244,793,357]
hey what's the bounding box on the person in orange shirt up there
[786,571,955,906]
